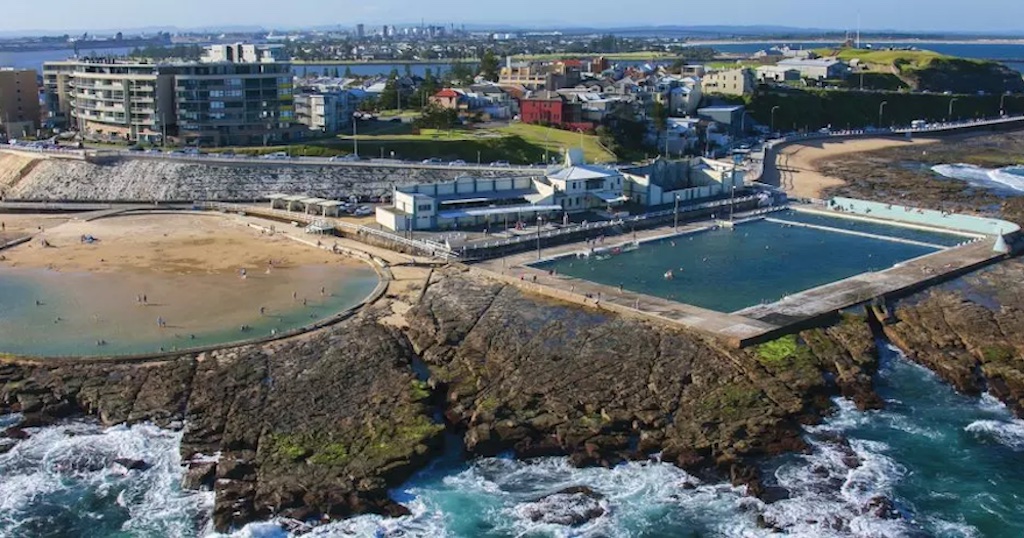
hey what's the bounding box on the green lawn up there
[204,123,617,164]
[814,48,955,69]
[497,123,617,163]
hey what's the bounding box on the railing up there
[457,195,762,255]
[765,114,1024,150]
[202,202,461,261]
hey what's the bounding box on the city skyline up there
[2,0,1024,35]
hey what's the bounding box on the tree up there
[404,63,413,77]
[344,66,354,78]
[480,49,500,82]
[332,67,340,78]
[322,68,330,77]
[415,104,458,130]
[448,62,474,86]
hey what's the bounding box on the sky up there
[2,0,1024,34]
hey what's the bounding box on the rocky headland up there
[1,265,885,533]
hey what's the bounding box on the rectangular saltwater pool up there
[534,215,952,313]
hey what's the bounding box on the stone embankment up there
[0,152,521,201]
[1,266,884,532]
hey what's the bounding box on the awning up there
[590,191,629,204]
[438,204,563,219]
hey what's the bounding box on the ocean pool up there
[534,214,953,313]
[0,264,379,357]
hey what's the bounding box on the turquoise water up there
[0,267,379,357]
[535,219,940,313]
[3,343,1024,536]
[772,210,975,247]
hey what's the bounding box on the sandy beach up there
[0,212,382,356]
[1,212,357,273]
[767,137,940,199]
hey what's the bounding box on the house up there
[429,88,464,109]
[698,105,747,135]
[756,65,802,84]
[518,91,592,130]
[700,68,756,96]
[776,58,850,80]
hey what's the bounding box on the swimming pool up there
[534,217,945,313]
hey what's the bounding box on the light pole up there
[948,97,958,121]
[878,101,888,129]
[536,214,543,259]
[770,106,780,134]
[352,113,359,157]
[1001,93,1008,117]
[674,194,680,231]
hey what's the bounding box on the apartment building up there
[0,68,41,139]
[294,88,354,133]
[700,68,756,96]
[43,44,296,146]
[174,61,295,146]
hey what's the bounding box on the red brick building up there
[518,90,592,131]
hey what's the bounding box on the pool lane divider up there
[763,217,950,250]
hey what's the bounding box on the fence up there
[203,202,460,261]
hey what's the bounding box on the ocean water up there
[932,163,1024,195]
[6,341,1022,537]
[533,218,941,313]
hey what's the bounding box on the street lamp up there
[674,194,680,231]
[352,112,359,157]
[536,214,543,259]
[770,106,780,134]
[949,97,958,120]
[878,101,888,129]
[1001,93,1008,117]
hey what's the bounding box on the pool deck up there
[472,219,1007,348]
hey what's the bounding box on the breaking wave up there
[0,418,213,537]
[931,163,1024,194]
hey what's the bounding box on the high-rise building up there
[0,68,41,139]
[42,44,297,146]
[356,24,365,39]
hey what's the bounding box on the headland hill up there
[3,30,1024,535]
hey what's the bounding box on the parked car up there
[262,152,290,160]
[330,154,361,162]
[489,160,511,167]
[354,206,373,217]
[448,159,467,166]
[127,145,143,152]
[421,157,443,165]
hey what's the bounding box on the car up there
[144,148,161,154]
[262,152,290,160]
[448,159,467,166]
[389,118,402,123]
[354,206,373,216]
[127,145,143,152]
[421,157,443,165]
[489,160,511,167]
[329,154,361,162]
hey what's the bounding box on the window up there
[210,90,225,98]
[226,78,242,87]
[210,101,225,109]
[417,204,432,211]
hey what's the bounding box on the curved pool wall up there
[0,212,388,360]
[827,197,1021,239]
